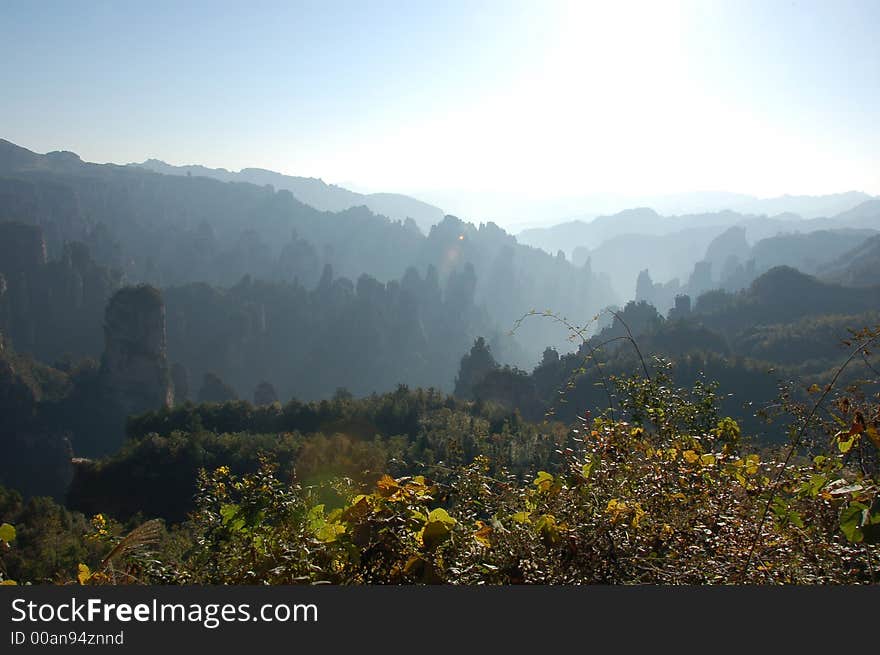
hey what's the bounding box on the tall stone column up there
[100,284,173,417]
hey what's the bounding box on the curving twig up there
[740,331,880,580]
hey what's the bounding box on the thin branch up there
[740,332,880,580]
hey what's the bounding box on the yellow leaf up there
[473,522,493,548]
[745,454,760,475]
[631,504,646,529]
[682,450,699,464]
[533,471,555,492]
[0,523,15,543]
[700,454,716,467]
[0,580,17,585]
[77,563,92,585]
[606,499,632,525]
[375,474,400,498]
[511,511,531,524]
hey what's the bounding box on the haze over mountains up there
[518,196,879,255]
[0,137,613,377]
[414,189,874,233]
[516,198,880,301]
[4,136,879,327]
[4,134,880,514]
[131,158,446,234]
[130,157,876,265]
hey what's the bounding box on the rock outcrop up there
[0,221,47,274]
[100,285,173,418]
[0,341,74,500]
[0,222,118,361]
[170,362,190,404]
[0,222,47,351]
[253,380,278,406]
[197,372,238,403]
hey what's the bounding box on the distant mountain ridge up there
[130,158,445,233]
[517,199,880,303]
[517,194,877,255]
[820,233,880,287]
[732,191,873,219]
[414,189,873,234]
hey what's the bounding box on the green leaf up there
[421,520,452,549]
[220,504,245,532]
[837,433,856,453]
[535,514,560,545]
[861,499,880,544]
[0,523,16,544]
[840,502,868,543]
[771,499,804,529]
[535,514,556,532]
[581,456,598,480]
[801,474,828,498]
[315,522,345,543]
[307,504,326,532]
[770,498,788,520]
[427,507,456,526]
[533,471,555,492]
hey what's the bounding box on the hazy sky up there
[2,0,878,205]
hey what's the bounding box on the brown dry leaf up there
[375,474,400,498]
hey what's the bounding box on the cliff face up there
[0,222,47,274]
[100,285,173,417]
[0,344,74,500]
[0,222,47,351]
[0,222,119,361]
